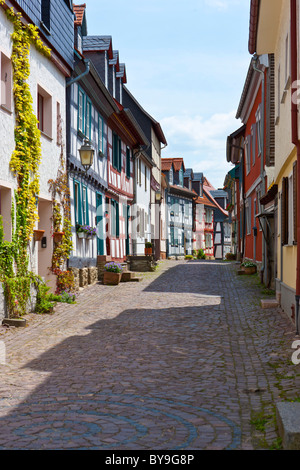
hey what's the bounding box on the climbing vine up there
[48,114,75,294]
[0,1,51,316]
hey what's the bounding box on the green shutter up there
[74,179,82,226]
[118,138,122,172]
[116,202,120,238]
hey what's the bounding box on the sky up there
[84,0,252,189]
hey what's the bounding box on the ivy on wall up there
[0,1,58,316]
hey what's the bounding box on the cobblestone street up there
[0,259,299,450]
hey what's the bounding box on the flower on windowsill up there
[76,224,97,236]
[104,261,123,273]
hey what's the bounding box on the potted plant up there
[33,229,45,241]
[76,224,86,239]
[244,261,257,275]
[145,242,153,255]
[103,261,123,285]
[53,231,64,243]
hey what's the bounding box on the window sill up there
[40,21,51,36]
[40,130,53,141]
[0,104,12,115]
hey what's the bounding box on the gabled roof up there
[83,35,114,59]
[73,3,87,35]
[116,63,127,84]
[161,158,185,172]
[110,50,120,72]
[195,191,218,209]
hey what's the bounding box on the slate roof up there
[83,35,113,57]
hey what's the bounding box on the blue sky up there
[84,0,251,189]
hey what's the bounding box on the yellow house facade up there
[249,0,299,325]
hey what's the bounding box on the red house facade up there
[235,55,272,269]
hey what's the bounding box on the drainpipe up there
[252,55,266,283]
[291,0,300,335]
[66,58,90,87]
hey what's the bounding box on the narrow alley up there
[0,260,298,450]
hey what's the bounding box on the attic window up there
[41,0,51,32]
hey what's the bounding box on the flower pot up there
[33,229,45,241]
[77,232,85,239]
[53,231,64,243]
[103,271,122,285]
[244,266,256,275]
[145,247,152,255]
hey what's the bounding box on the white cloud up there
[161,111,239,188]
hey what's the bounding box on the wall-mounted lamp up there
[155,191,161,202]
[78,139,94,172]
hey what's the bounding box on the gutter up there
[291,0,300,335]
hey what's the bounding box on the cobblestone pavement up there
[0,259,299,450]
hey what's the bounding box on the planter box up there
[103,271,122,285]
[244,266,256,275]
[145,248,152,255]
[77,232,85,239]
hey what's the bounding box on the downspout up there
[252,55,266,283]
[66,58,90,87]
[291,0,300,335]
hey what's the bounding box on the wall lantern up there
[78,139,94,172]
[155,191,161,202]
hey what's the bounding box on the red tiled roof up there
[161,158,185,172]
[195,192,217,209]
[74,4,86,26]
[248,0,259,54]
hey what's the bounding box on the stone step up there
[260,299,279,309]
[121,271,142,282]
[276,402,300,449]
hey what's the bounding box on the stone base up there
[2,318,26,328]
[276,402,300,449]
[121,271,142,282]
[127,255,155,272]
[260,299,279,309]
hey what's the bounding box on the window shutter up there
[294,162,297,243]
[116,202,120,238]
[281,177,288,245]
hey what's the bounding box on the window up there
[74,180,82,225]
[41,0,51,31]
[1,52,12,111]
[113,133,122,172]
[82,185,89,225]
[251,124,256,166]
[98,115,104,154]
[285,34,290,87]
[281,173,297,246]
[169,166,173,184]
[78,88,84,134]
[37,85,52,137]
[111,199,119,237]
[179,168,183,186]
[57,102,62,145]
[126,147,131,178]
[246,198,252,235]
[85,99,92,140]
[138,159,142,185]
[256,106,262,156]
[245,137,251,174]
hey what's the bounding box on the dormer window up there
[41,0,51,32]
[179,168,183,186]
[169,167,173,185]
[77,31,82,54]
